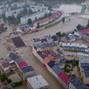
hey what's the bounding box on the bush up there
[56,32,66,37]
[64,64,72,73]
[0,73,8,82]
[11,81,23,87]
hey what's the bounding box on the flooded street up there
[17,47,64,89]
[0,16,88,89]
[22,16,88,46]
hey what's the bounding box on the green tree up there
[64,64,72,73]
[56,32,61,37]
[61,32,66,37]
[56,32,66,37]
[0,73,8,82]
[76,24,84,31]
[27,18,32,25]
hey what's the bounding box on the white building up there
[30,4,48,12]
[20,10,50,24]
[53,4,82,16]
[27,75,48,89]
[62,43,88,49]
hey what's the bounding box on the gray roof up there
[70,76,86,89]
[52,65,62,74]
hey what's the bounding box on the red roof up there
[33,11,62,24]
[18,60,28,69]
[58,72,70,85]
[80,28,89,34]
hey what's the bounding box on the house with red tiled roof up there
[80,28,89,34]
[80,28,89,41]
[58,71,70,87]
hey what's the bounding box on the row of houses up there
[33,11,62,26]
[16,11,62,34]
[0,0,50,19]
[61,43,89,53]
[33,35,58,49]
[0,52,48,89]
[32,35,87,89]
[0,2,26,16]
[20,10,50,24]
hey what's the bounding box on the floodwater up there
[0,16,88,89]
